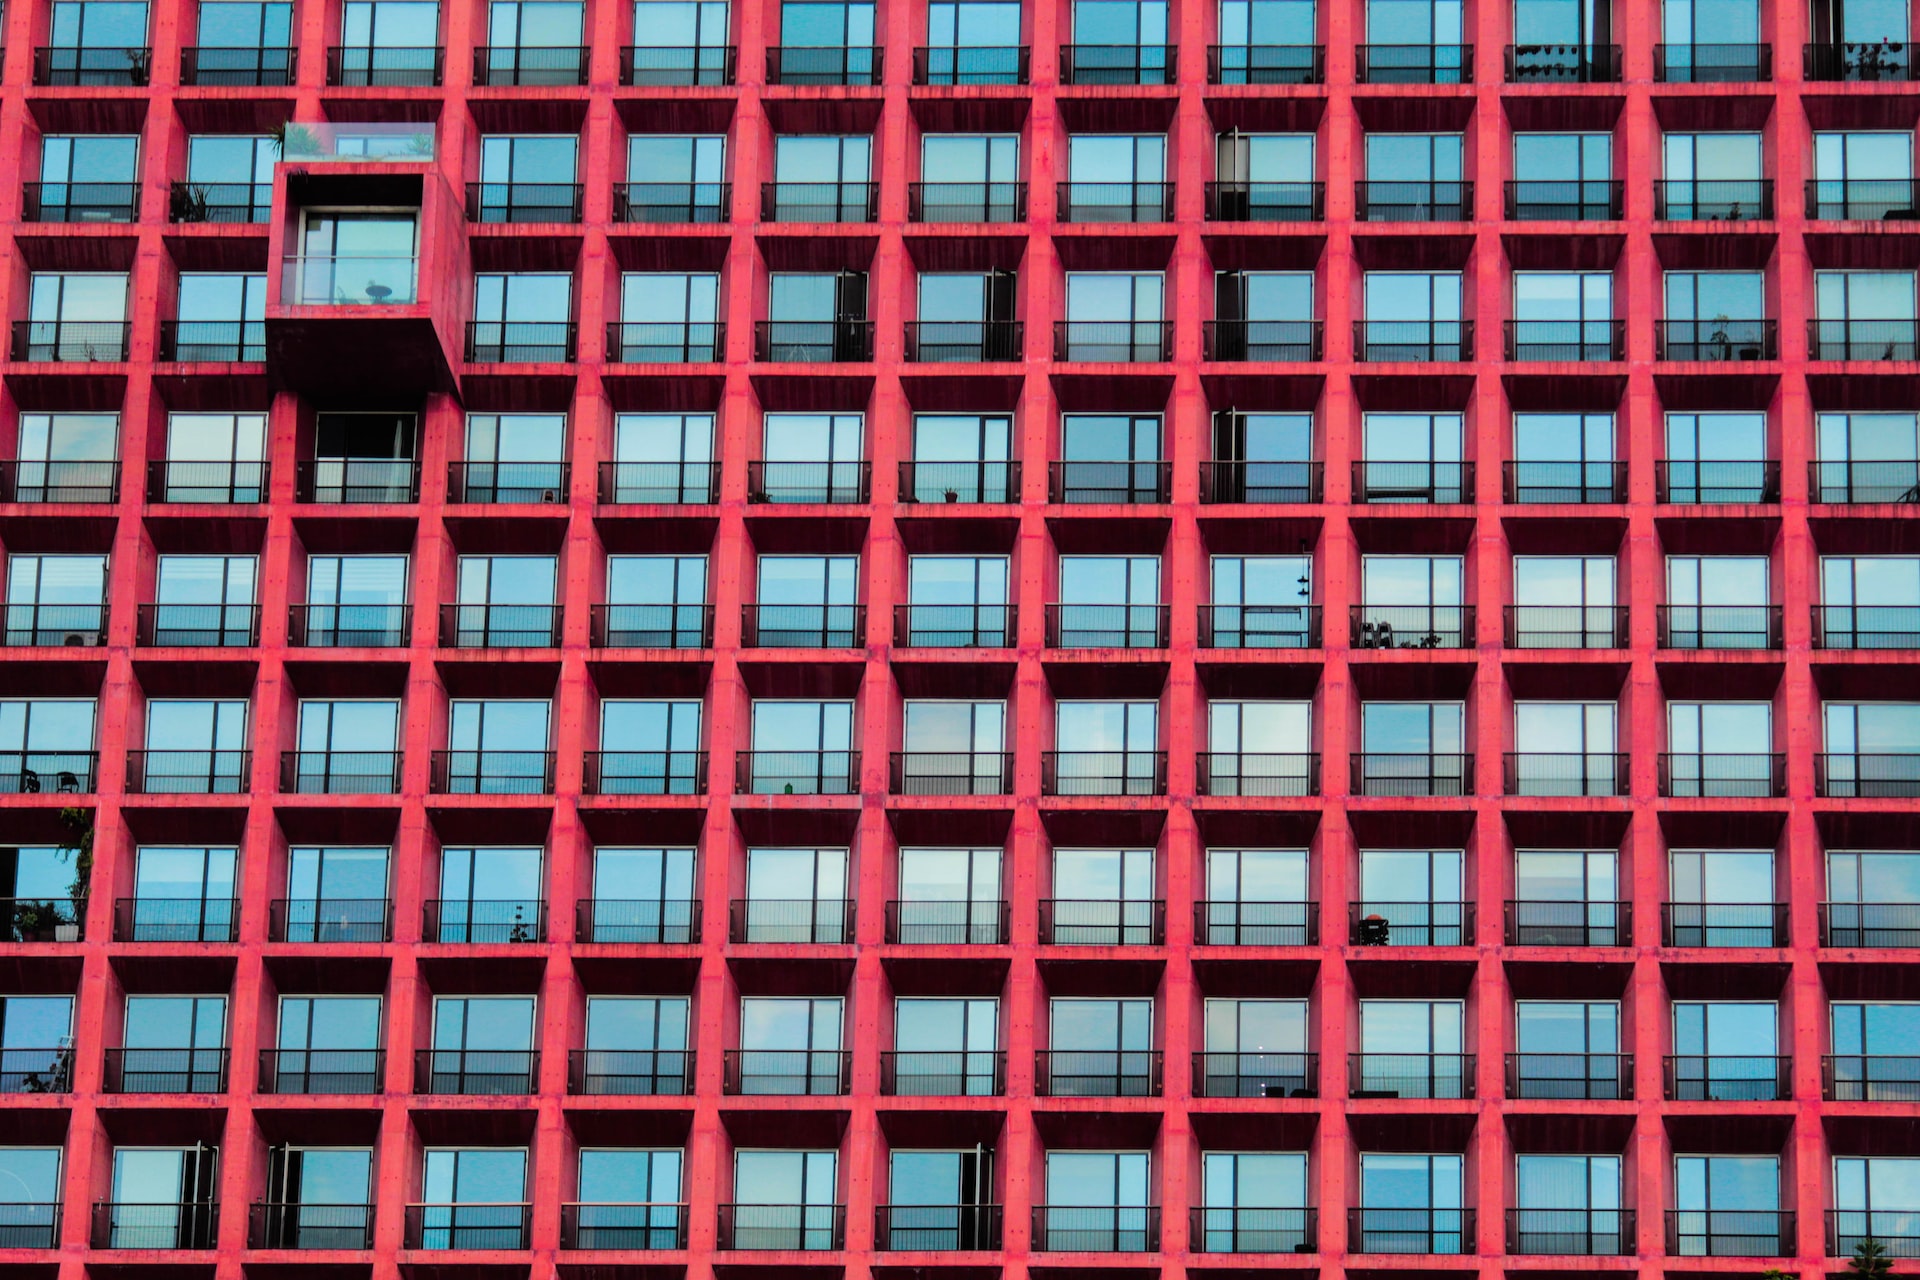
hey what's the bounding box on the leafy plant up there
[1851,1237,1894,1280]
[55,806,93,904]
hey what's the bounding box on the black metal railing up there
[754,319,874,361]
[1200,460,1322,506]
[599,461,720,504]
[429,749,557,794]
[879,1050,1007,1095]
[574,898,700,945]
[623,44,735,83]
[888,751,1015,796]
[742,603,865,648]
[1190,1205,1315,1253]
[1194,900,1317,947]
[1048,459,1172,503]
[876,1203,1004,1250]
[1820,902,1920,949]
[1654,179,1774,221]
[465,320,578,362]
[258,1048,385,1094]
[92,1201,219,1249]
[248,1201,376,1250]
[1052,320,1172,361]
[1658,752,1787,798]
[447,460,569,505]
[403,1203,532,1250]
[607,321,725,363]
[421,899,548,944]
[181,45,297,84]
[1351,603,1474,648]
[1351,754,1475,798]
[269,898,394,943]
[0,1201,60,1247]
[1503,752,1629,797]
[1657,459,1779,503]
[124,749,250,794]
[1816,604,1920,649]
[885,898,1009,945]
[900,459,1020,504]
[1356,43,1473,82]
[1811,460,1920,504]
[0,751,97,795]
[748,459,871,503]
[34,45,152,85]
[1041,750,1169,796]
[326,44,444,84]
[1196,752,1319,797]
[414,1048,540,1094]
[464,183,585,225]
[1811,317,1919,360]
[1665,1209,1794,1256]
[1805,41,1914,81]
[112,897,239,943]
[1505,319,1626,361]
[1656,603,1783,649]
[908,181,1028,222]
[1046,603,1169,648]
[1809,177,1920,222]
[472,44,589,84]
[2,602,106,647]
[759,182,878,223]
[1059,43,1176,83]
[1350,901,1475,945]
[1824,1054,1920,1101]
[0,898,84,944]
[11,320,131,362]
[591,603,716,648]
[1057,181,1174,222]
[1504,900,1631,947]
[0,459,120,503]
[1348,1207,1474,1254]
[0,1047,74,1092]
[23,181,139,223]
[561,1202,690,1249]
[1662,901,1789,947]
[723,1048,852,1095]
[1192,1051,1318,1098]
[1349,1052,1475,1098]
[1504,42,1621,80]
[1664,1054,1792,1101]
[1204,319,1323,361]
[892,603,1017,647]
[1204,180,1325,221]
[912,44,1029,83]
[1828,1210,1920,1259]
[135,602,260,647]
[1208,42,1324,82]
[1354,180,1473,220]
[1503,178,1623,220]
[582,750,708,796]
[296,459,421,503]
[614,181,731,222]
[1032,1205,1159,1252]
[567,1048,695,1094]
[1505,1052,1633,1099]
[1038,898,1166,945]
[766,44,881,83]
[1352,319,1473,361]
[1817,753,1920,797]
[716,1203,845,1250]
[727,897,855,943]
[1658,320,1779,363]
[733,751,861,796]
[439,603,562,648]
[103,1047,230,1094]
[1507,1208,1634,1254]
[1655,42,1771,81]
[1036,1049,1164,1096]
[1200,603,1322,649]
[278,751,402,794]
[1503,604,1628,648]
[904,319,1024,362]
[146,459,269,502]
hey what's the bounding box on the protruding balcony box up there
[263,123,463,397]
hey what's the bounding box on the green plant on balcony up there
[1851,1238,1893,1280]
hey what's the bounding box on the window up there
[418,1149,528,1248]
[885,1148,996,1247]
[610,414,716,503]
[1214,132,1318,216]
[1667,701,1775,796]
[754,555,859,646]
[1203,847,1310,944]
[1358,1000,1465,1098]
[129,845,237,939]
[482,0,585,83]
[273,995,382,1092]
[1659,0,1761,79]
[1665,411,1770,501]
[1512,271,1617,359]
[629,0,729,83]
[1057,555,1161,647]
[1511,555,1618,648]
[107,1146,219,1248]
[1200,998,1310,1096]
[474,136,579,224]
[1511,413,1618,500]
[918,133,1021,216]
[1661,132,1765,217]
[47,0,151,84]
[1355,1154,1466,1252]
[581,996,692,1092]
[1209,553,1314,646]
[731,1149,839,1248]
[597,700,703,793]
[147,554,255,646]
[36,134,139,222]
[908,414,1014,501]
[1361,133,1465,218]
[140,698,248,793]
[1360,0,1466,80]
[1669,848,1777,946]
[623,134,727,220]
[1046,998,1155,1094]
[1816,412,1920,502]
[462,414,566,502]
[915,271,1018,361]
[292,699,400,793]
[11,412,118,501]
[892,998,999,1094]
[1058,413,1163,501]
[574,1148,685,1246]
[120,994,227,1092]
[0,849,83,940]
[1510,0,1614,77]
[899,700,1007,794]
[1812,131,1915,218]
[1065,135,1167,220]
[1213,270,1315,359]
[1206,700,1312,795]
[1512,1001,1624,1097]
[924,0,1022,81]
[1815,269,1918,359]
[1513,1156,1624,1253]
[284,846,390,941]
[338,0,441,83]
[903,554,1010,645]
[1357,702,1468,796]
[1359,555,1465,645]
[770,135,872,219]
[604,554,709,646]
[1061,273,1166,360]
[1510,133,1614,217]
[617,273,721,361]
[160,412,266,501]
[776,0,875,80]
[1665,554,1773,647]
[0,698,97,792]
[24,272,129,360]
[1069,0,1169,82]
[292,213,417,306]
[586,848,698,943]
[1823,701,1920,795]
[1049,846,1156,942]
[259,1146,374,1246]
[1041,1151,1152,1249]
[896,846,1004,943]
[1355,847,1466,942]
[1511,849,1622,944]
[764,270,871,360]
[1359,273,1466,361]
[1215,0,1317,80]
[428,996,537,1093]
[1672,1001,1781,1099]
[1831,1001,1920,1100]
[746,701,856,795]
[179,137,275,221]
[0,994,74,1088]
[742,845,849,939]
[1833,1158,1920,1256]
[1822,556,1920,648]
[472,273,573,361]
[445,698,553,792]
[0,1148,62,1246]
[436,846,544,942]
[4,553,106,646]
[452,557,559,647]
[1052,701,1160,796]
[759,413,864,502]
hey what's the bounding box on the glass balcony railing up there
[282,256,420,306]
[277,121,436,161]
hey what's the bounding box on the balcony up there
[0,1047,73,1092]
[904,320,1023,362]
[1349,1208,1474,1254]
[112,898,238,943]
[1059,44,1176,83]
[574,898,700,945]
[1818,753,1920,797]
[1503,605,1629,649]
[1195,900,1317,946]
[23,182,139,223]
[879,1050,1007,1095]
[1820,902,1920,948]
[1355,181,1473,221]
[146,460,268,503]
[615,181,731,222]
[92,1202,219,1250]
[1187,1206,1316,1254]
[296,460,420,504]
[1351,603,1474,648]
[170,183,273,226]
[723,1048,852,1095]
[1032,1205,1160,1252]
[136,603,260,647]
[1823,1054,1920,1101]
[1046,603,1169,648]
[0,1202,60,1248]
[414,1048,540,1094]
[1204,319,1323,361]
[447,460,570,505]
[766,45,882,84]
[1662,902,1789,947]
[582,750,709,795]
[0,459,119,503]
[1,899,83,944]
[1505,319,1625,361]
[1812,460,1920,504]
[1193,1050,1318,1097]
[599,461,720,505]
[909,181,1028,222]
[893,603,1017,647]
[1199,461,1323,506]
[181,45,297,83]
[1504,179,1623,220]
[1205,180,1325,221]
[608,321,725,363]
[567,1047,695,1094]
[1208,42,1324,82]
[1817,605,1920,649]
[1812,318,1919,361]
[1657,460,1780,503]
[1504,900,1631,947]
[1053,321,1172,362]
[1036,1049,1164,1096]
[404,1204,532,1250]
[742,603,865,648]
[33,45,151,84]
[900,459,1020,504]
[422,899,548,943]
[623,44,735,83]
[248,1202,376,1250]
[1042,750,1168,796]
[282,253,420,309]
[1351,753,1474,799]
[269,897,394,943]
[258,1048,385,1094]
[1039,898,1166,944]
[733,751,861,795]
[888,751,1015,796]
[1504,460,1626,503]
[125,749,250,794]
[716,1203,845,1250]
[1666,1209,1794,1256]
[1201,603,1321,651]
[561,1202,690,1249]
[727,897,855,942]
[1805,42,1914,80]
[1505,1052,1633,1099]
[278,750,402,794]
[464,183,584,225]
[0,751,97,794]
[473,44,589,84]
[1507,1209,1634,1255]
[1664,1054,1792,1101]
[753,319,874,361]
[11,320,130,362]
[1830,1211,1920,1259]
[1352,320,1473,361]
[1808,179,1920,222]
[439,603,561,648]
[3,602,106,648]
[1654,180,1775,221]
[1350,1052,1474,1099]
[326,45,443,84]
[1658,752,1786,798]
[1503,753,1629,797]
[1197,751,1320,797]
[591,603,716,648]
[876,1204,1004,1250]
[1504,43,1622,80]
[429,750,556,795]
[1356,43,1473,82]
[465,321,578,362]
[913,44,1030,83]
[1057,181,1174,222]
[1655,43,1771,80]
[1049,459,1171,502]
[886,896,1012,944]
[1656,604,1783,649]
[1350,901,1474,945]
[103,1047,231,1094]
